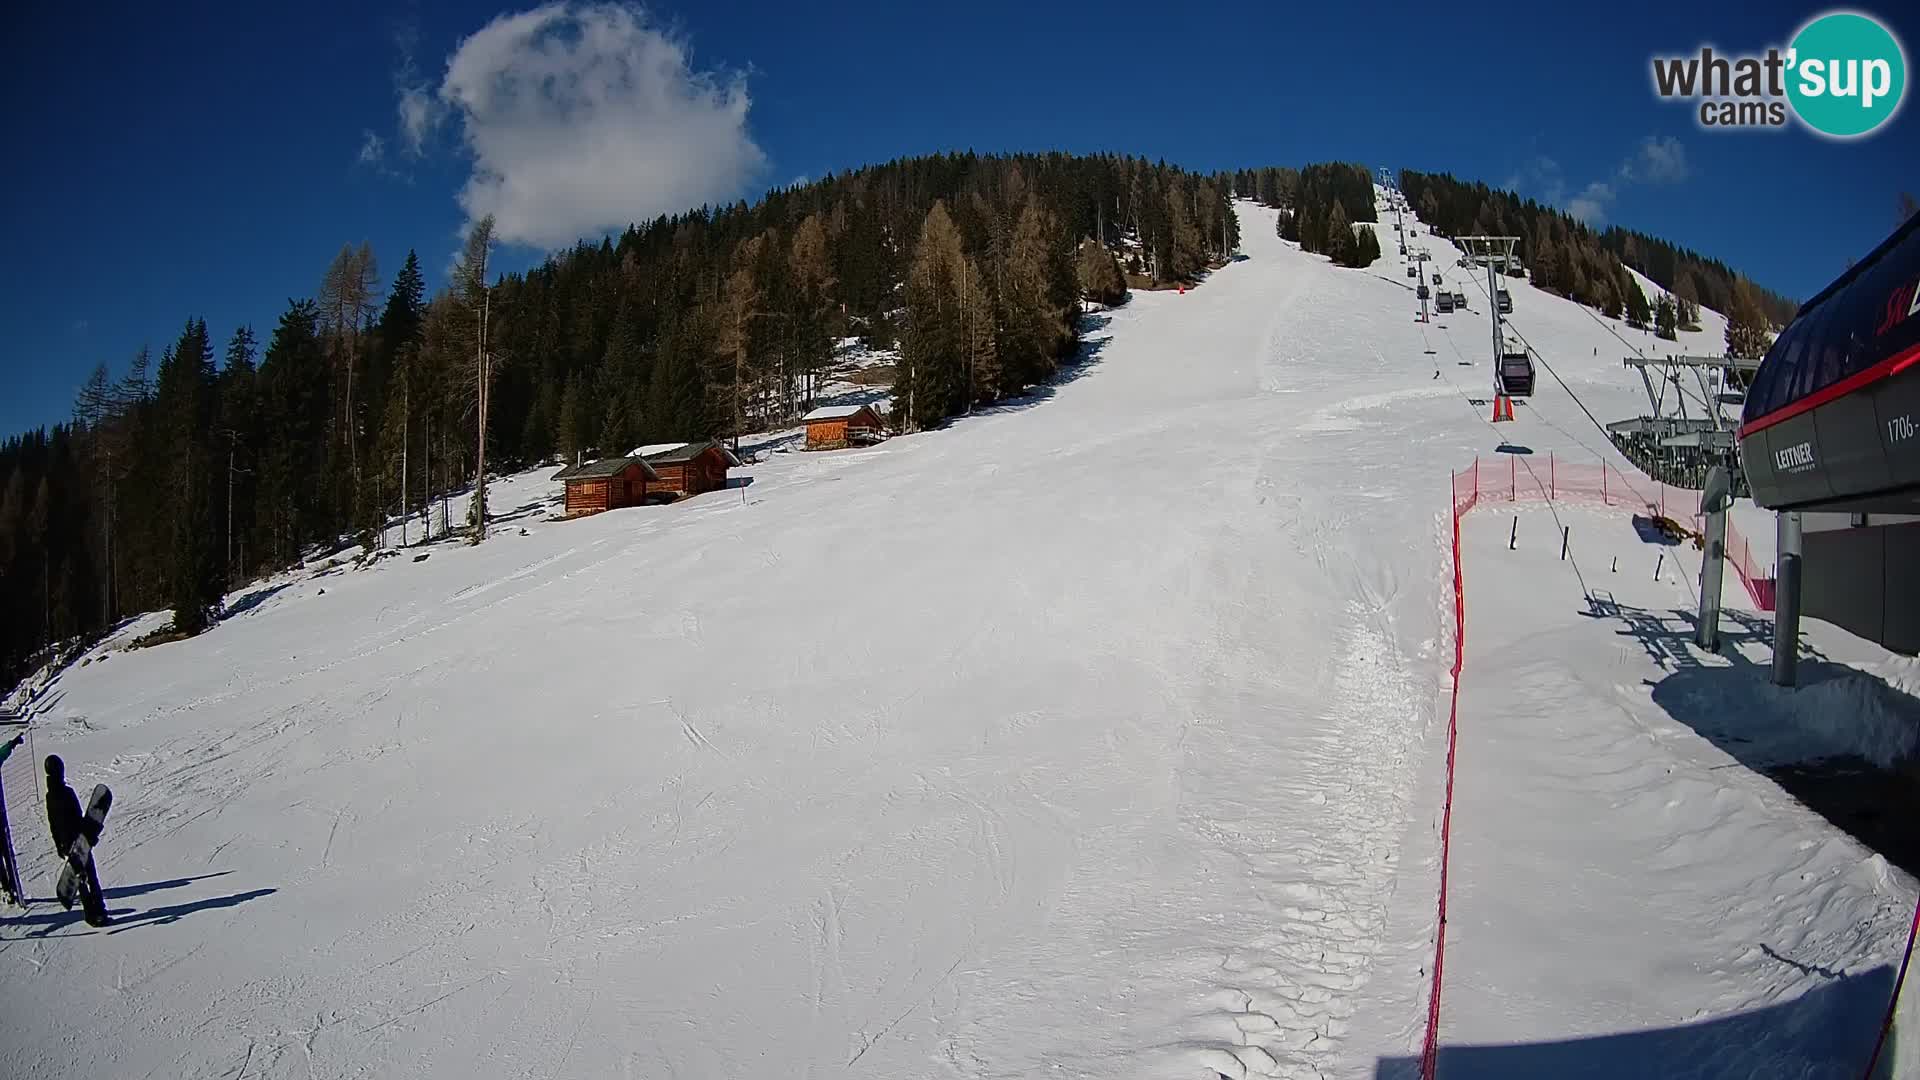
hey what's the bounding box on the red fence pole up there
[1550,453,1556,500]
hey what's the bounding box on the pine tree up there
[1167,178,1204,279]
[556,375,584,463]
[1622,268,1651,327]
[1351,225,1381,268]
[1324,199,1354,265]
[218,326,259,581]
[1655,293,1679,341]
[154,320,222,634]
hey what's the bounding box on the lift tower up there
[1454,236,1534,401]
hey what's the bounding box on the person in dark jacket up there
[45,755,108,926]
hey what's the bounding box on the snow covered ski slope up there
[3,199,1914,1079]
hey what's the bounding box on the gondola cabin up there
[1496,339,1535,397]
[802,404,886,450]
[552,457,657,518]
[1739,213,1920,653]
[639,440,742,498]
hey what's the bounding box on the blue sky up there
[2,0,1914,436]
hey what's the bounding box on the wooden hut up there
[639,441,742,498]
[551,457,658,517]
[801,404,885,450]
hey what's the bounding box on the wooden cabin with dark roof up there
[801,404,885,450]
[639,440,742,498]
[551,457,658,517]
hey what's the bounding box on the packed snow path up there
[2,202,1903,1079]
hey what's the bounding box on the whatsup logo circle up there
[1786,11,1906,137]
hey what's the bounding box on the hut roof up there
[641,440,742,467]
[551,456,658,482]
[801,404,879,422]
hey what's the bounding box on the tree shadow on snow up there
[946,350,1108,425]
[223,582,294,619]
[1374,963,1897,1079]
[1579,598,1920,880]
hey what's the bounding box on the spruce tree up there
[557,375,583,463]
[1655,293,1679,340]
[1623,269,1651,327]
[1324,199,1354,265]
[154,320,222,634]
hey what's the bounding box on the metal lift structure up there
[1606,352,1760,488]
[1453,235,1533,398]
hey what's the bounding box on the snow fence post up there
[1510,455,1516,502]
[1550,453,1556,500]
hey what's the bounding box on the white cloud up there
[358,129,387,165]
[1621,135,1691,185]
[1547,136,1688,226]
[1567,181,1616,226]
[424,2,765,249]
[1505,155,1567,207]
[397,85,443,156]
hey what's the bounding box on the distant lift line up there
[1454,236,1534,398]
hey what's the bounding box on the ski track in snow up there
[1,199,1912,1080]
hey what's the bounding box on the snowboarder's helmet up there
[44,754,63,780]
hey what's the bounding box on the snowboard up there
[55,784,111,911]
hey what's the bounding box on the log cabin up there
[639,440,742,498]
[551,457,658,517]
[801,404,886,450]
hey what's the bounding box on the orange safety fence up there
[1450,455,1776,611]
[1426,452,1784,1080]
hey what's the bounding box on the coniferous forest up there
[1397,170,1797,332]
[0,152,1242,685]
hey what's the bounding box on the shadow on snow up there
[1375,962,1897,1078]
[1578,595,1920,880]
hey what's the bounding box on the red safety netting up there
[1447,456,1776,611]
[1425,453,1788,1080]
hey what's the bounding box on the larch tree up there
[455,216,496,543]
[1075,238,1127,306]
[1724,277,1774,359]
[901,200,967,430]
[317,243,381,483]
[789,214,838,410]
